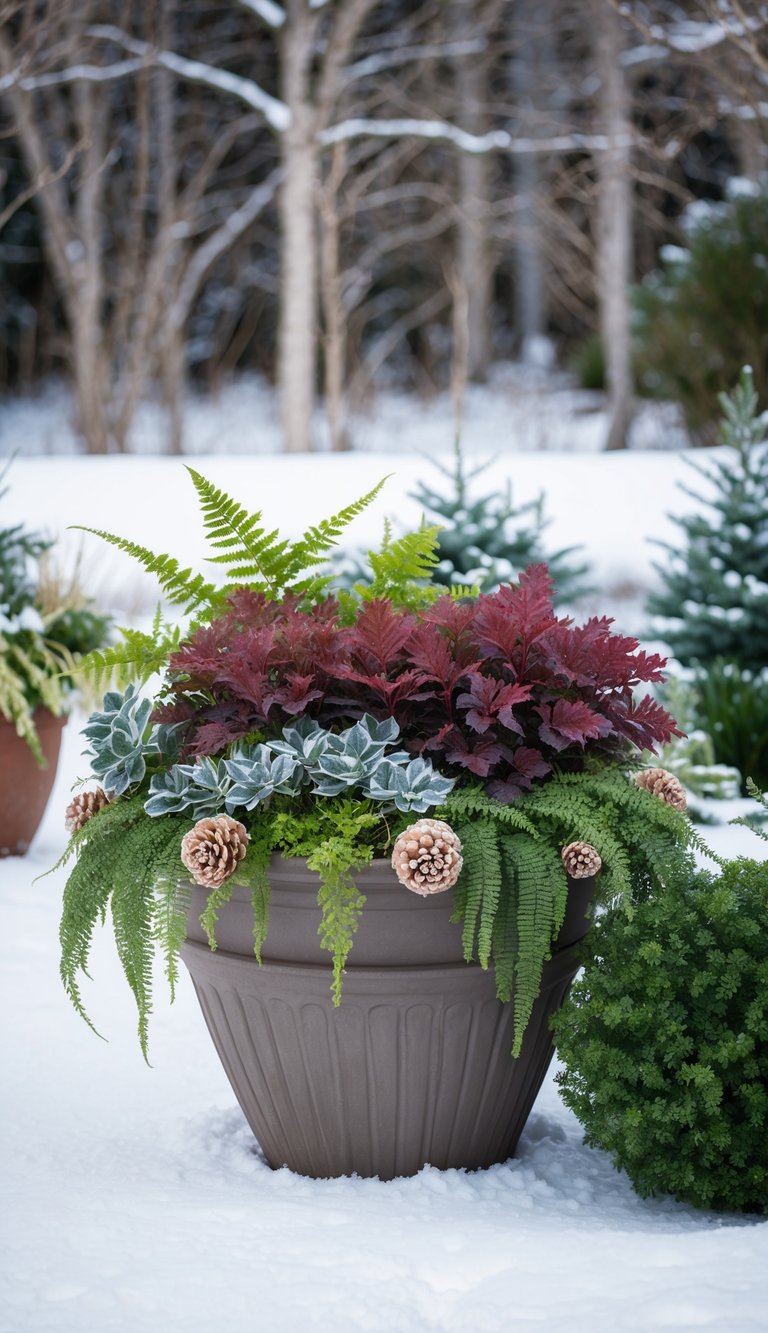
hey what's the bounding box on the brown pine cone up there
[634,767,687,812]
[65,787,109,833]
[561,841,602,879]
[181,815,249,888]
[392,818,463,897]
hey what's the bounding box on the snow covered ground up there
[2,719,767,1333]
[0,372,717,635]
[2,380,767,1332]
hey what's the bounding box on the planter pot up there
[182,859,593,1180]
[0,709,66,857]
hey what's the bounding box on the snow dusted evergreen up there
[409,441,591,604]
[648,369,768,671]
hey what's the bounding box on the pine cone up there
[181,815,249,888]
[561,841,602,879]
[634,767,687,812]
[392,818,463,897]
[64,787,109,833]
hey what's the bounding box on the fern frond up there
[280,477,390,585]
[365,522,442,592]
[70,526,219,616]
[309,835,370,1005]
[75,616,183,688]
[509,834,568,1057]
[111,870,155,1062]
[153,838,189,1002]
[454,820,502,965]
[443,785,539,838]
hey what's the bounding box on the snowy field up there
[0,373,716,635]
[2,379,768,1333]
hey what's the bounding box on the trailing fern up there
[441,768,707,1054]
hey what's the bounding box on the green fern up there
[70,525,220,617]
[444,768,707,1055]
[356,520,442,612]
[454,820,503,966]
[77,608,182,689]
[507,835,567,1057]
[57,797,193,1060]
[308,835,372,1005]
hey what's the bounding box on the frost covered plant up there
[82,685,153,797]
[0,460,110,761]
[56,468,697,1059]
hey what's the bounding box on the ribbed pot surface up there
[182,859,593,1180]
[0,709,66,856]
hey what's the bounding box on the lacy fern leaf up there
[70,525,220,616]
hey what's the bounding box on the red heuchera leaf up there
[332,666,433,718]
[443,729,508,777]
[607,693,684,753]
[348,599,416,673]
[455,673,532,735]
[473,565,567,668]
[263,673,323,717]
[537,698,614,750]
[159,563,681,789]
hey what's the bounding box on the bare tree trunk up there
[156,2,184,455]
[510,0,549,363]
[72,79,111,453]
[279,5,317,453]
[319,144,349,451]
[453,2,492,380]
[595,0,633,452]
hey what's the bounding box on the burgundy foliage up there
[155,566,681,801]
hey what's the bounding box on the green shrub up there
[553,854,768,1213]
[571,332,606,392]
[691,659,768,794]
[647,369,768,672]
[633,191,768,436]
[654,672,742,809]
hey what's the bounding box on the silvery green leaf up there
[357,714,400,745]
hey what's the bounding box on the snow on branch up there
[236,0,286,27]
[345,39,487,82]
[170,168,283,331]
[0,57,143,94]
[87,25,290,132]
[319,118,635,155]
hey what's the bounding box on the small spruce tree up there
[408,440,591,604]
[633,191,768,435]
[647,368,768,671]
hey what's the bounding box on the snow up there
[2,379,767,1330]
[0,376,715,633]
[1,718,767,1333]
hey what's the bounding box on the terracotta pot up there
[182,859,594,1181]
[0,709,66,856]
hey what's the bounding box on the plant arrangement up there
[0,459,110,761]
[57,467,698,1061]
[648,370,768,791]
[553,788,768,1214]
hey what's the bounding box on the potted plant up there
[0,462,110,855]
[57,468,699,1179]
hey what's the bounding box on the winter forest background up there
[0,0,766,458]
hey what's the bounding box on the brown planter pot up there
[0,709,66,856]
[182,858,593,1181]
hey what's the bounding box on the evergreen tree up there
[647,368,768,671]
[634,191,768,436]
[408,440,591,604]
